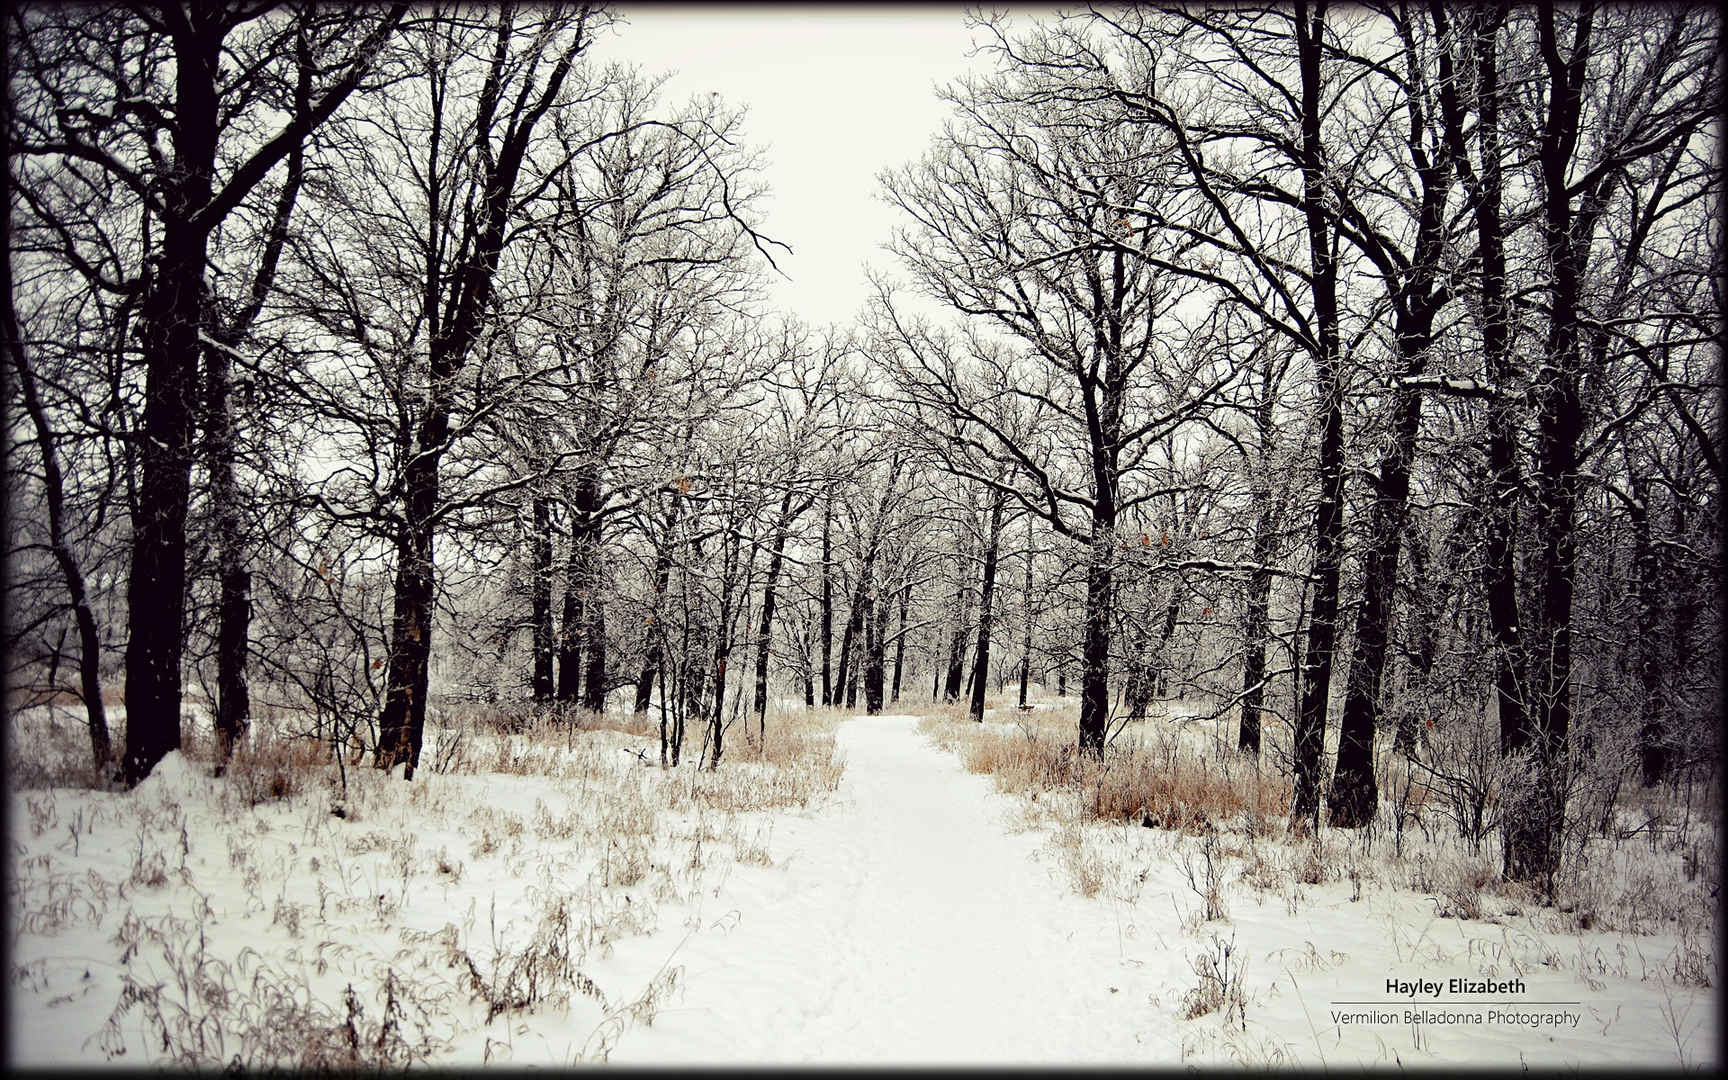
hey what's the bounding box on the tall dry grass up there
[919,704,1287,835]
[8,688,849,1068]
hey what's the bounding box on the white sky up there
[600,5,1010,328]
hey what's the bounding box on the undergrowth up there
[7,691,844,1068]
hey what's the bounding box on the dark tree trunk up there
[122,22,223,785]
[1505,1,1604,891]
[845,634,862,710]
[571,474,608,714]
[670,653,688,767]
[1154,590,1180,697]
[709,649,728,767]
[1289,0,1345,830]
[835,594,860,708]
[1076,207,1131,758]
[582,585,608,713]
[1327,383,1420,825]
[1123,613,1155,722]
[378,9,583,777]
[5,236,111,772]
[709,527,748,768]
[1629,486,1668,785]
[1018,519,1033,709]
[865,582,890,714]
[968,495,1007,721]
[377,502,437,777]
[890,581,911,703]
[656,664,668,766]
[212,565,252,765]
[204,41,308,770]
[1441,6,1526,761]
[206,323,252,769]
[1127,584,1181,721]
[1328,8,1464,822]
[635,500,680,714]
[943,541,974,701]
[557,538,584,704]
[1078,530,1115,755]
[1394,513,1440,756]
[530,496,555,701]
[819,496,834,705]
[753,489,798,732]
[1238,501,1278,755]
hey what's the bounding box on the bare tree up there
[875,26,1234,753]
[9,2,405,783]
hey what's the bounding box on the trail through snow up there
[608,713,1174,1063]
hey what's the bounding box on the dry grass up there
[917,693,1718,1013]
[1181,932,1248,1027]
[919,706,1286,835]
[7,704,115,791]
[7,688,847,1069]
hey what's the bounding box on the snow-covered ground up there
[7,707,1717,1068]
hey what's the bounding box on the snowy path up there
[608,713,1178,1064]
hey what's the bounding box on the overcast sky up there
[599,5,1007,328]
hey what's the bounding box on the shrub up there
[1181,933,1247,1029]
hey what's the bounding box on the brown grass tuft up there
[923,711,1287,834]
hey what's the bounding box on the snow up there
[7,708,1717,1069]
[608,713,1176,1063]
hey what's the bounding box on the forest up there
[4,2,1720,1068]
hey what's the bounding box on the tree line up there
[5,1,1720,898]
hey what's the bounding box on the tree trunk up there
[943,541,974,701]
[1505,1,1605,891]
[554,473,606,713]
[1018,518,1033,709]
[835,592,860,708]
[205,313,251,770]
[1238,497,1277,755]
[1439,6,1527,766]
[1127,583,1181,720]
[1123,610,1155,722]
[845,633,862,710]
[635,500,680,714]
[1078,527,1115,755]
[582,580,608,713]
[709,648,728,768]
[656,664,668,766]
[1289,0,1345,830]
[890,580,911,703]
[968,495,1007,721]
[1629,485,1668,785]
[819,495,834,705]
[530,496,555,701]
[865,581,889,714]
[709,527,747,768]
[122,23,224,785]
[1326,383,1421,826]
[203,48,308,769]
[557,529,584,703]
[1394,512,1440,756]
[5,253,111,772]
[753,489,797,731]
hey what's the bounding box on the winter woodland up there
[4,2,1719,1068]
